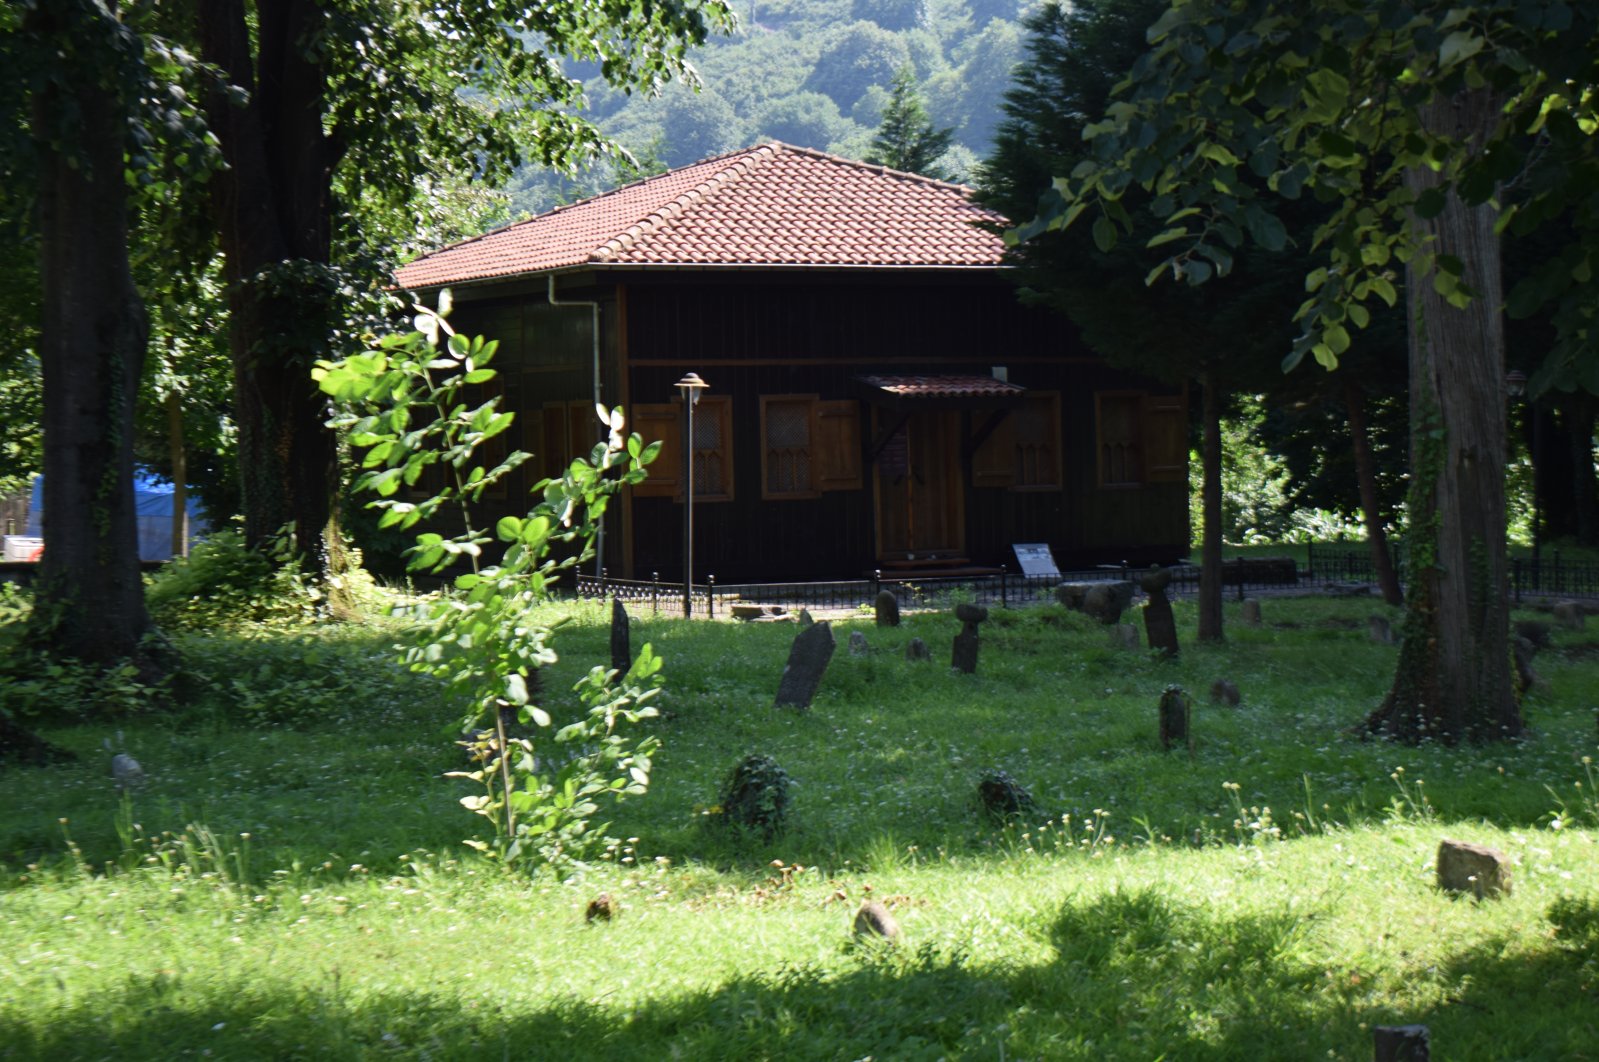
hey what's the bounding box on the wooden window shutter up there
[567,399,596,466]
[1143,393,1188,483]
[814,400,862,491]
[630,403,680,497]
[1014,392,1061,489]
[971,410,1016,489]
[521,406,545,482]
[541,402,569,481]
[1096,392,1144,486]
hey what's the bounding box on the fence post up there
[601,567,608,596]
[1000,565,1008,609]
[1513,557,1522,604]
[1237,558,1246,601]
[651,571,659,614]
[873,568,881,598]
[1555,549,1563,594]
[707,575,715,620]
[1306,542,1314,581]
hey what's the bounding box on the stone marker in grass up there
[1369,614,1396,645]
[774,621,835,709]
[1158,685,1192,753]
[854,900,900,943]
[905,637,930,661]
[797,608,814,627]
[875,589,900,627]
[1209,679,1239,706]
[1082,581,1135,624]
[1113,623,1140,650]
[951,603,987,674]
[1140,566,1179,658]
[1373,1024,1429,1061]
[1436,839,1512,899]
[849,630,870,655]
[610,597,631,675]
[1241,598,1262,626]
[1553,600,1585,630]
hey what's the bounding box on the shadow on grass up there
[6,893,1596,1061]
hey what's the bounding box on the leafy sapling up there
[317,302,663,872]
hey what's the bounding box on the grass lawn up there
[2,594,1597,1060]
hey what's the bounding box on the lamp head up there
[1505,370,1527,398]
[675,372,708,406]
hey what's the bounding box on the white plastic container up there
[2,535,43,561]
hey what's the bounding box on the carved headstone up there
[1553,600,1585,630]
[848,630,870,656]
[1158,685,1192,753]
[854,900,900,943]
[1081,581,1135,624]
[951,603,988,674]
[1436,839,1512,899]
[905,637,930,661]
[1368,614,1396,645]
[1240,598,1262,626]
[1209,679,1240,707]
[610,597,631,676]
[1374,1025,1430,1062]
[1140,566,1179,658]
[1113,623,1140,650]
[875,589,900,627]
[774,621,836,710]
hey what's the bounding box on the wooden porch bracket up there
[962,408,1013,462]
[865,411,913,464]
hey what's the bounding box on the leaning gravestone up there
[905,637,930,661]
[1140,566,1179,658]
[610,597,631,675]
[797,608,815,628]
[774,621,836,710]
[1436,839,1512,899]
[1368,614,1396,645]
[1158,685,1192,753]
[951,603,988,674]
[848,630,870,656]
[1241,598,1262,626]
[875,589,900,627]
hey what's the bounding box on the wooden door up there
[874,410,964,561]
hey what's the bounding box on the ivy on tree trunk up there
[1366,90,1519,743]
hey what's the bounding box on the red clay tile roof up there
[395,142,1008,290]
[857,375,1026,399]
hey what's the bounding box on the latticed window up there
[763,397,813,496]
[1014,393,1060,489]
[692,401,727,496]
[627,396,733,501]
[1097,393,1143,486]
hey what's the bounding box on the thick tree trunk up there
[1367,89,1519,743]
[28,9,157,667]
[1197,371,1224,643]
[1344,378,1404,607]
[197,0,353,612]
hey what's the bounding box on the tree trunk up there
[167,388,189,559]
[197,0,354,614]
[1344,377,1404,606]
[1197,371,1224,643]
[27,4,158,668]
[1366,89,1518,743]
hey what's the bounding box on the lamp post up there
[676,372,708,617]
[1507,370,1540,583]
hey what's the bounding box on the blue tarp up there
[25,471,209,562]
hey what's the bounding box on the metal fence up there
[576,546,1599,618]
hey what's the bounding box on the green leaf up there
[1439,30,1484,68]
[506,672,530,705]
[1370,276,1398,307]
[1092,215,1117,252]
[1145,227,1191,249]
[1414,187,1448,219]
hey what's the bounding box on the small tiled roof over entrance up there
[854,374,1026,411]
[395,142,1008,290]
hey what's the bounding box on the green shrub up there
[145,530,318,632]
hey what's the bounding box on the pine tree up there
[864,66,953,180]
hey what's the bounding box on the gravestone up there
[774,621,836,710]
[854,900,900,943]
[1055,583,1088,611]
[1374,1025,1430,1062]
[1241,598,1262,626]
[1436,839,1512,899]
[1368,614,1396,645]
[1513,637,1542,694]
[978,768,1034,818]
[1209,679,1240,707]
[111,752,145,791]
[1113,623,1140,650]
[797,608,815,628]
[610,597,631,676]
[875,589,900,627]
[1140,566,1179,658]
[848,630,870,656]
[1553,600,1585,630]
[1158,685,1192,753]
[1514,619,1551,649]
[905,637,930,661]
[1081,581,1135,625]
[951,603,988,674]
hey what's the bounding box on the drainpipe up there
[547,274,605,577]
